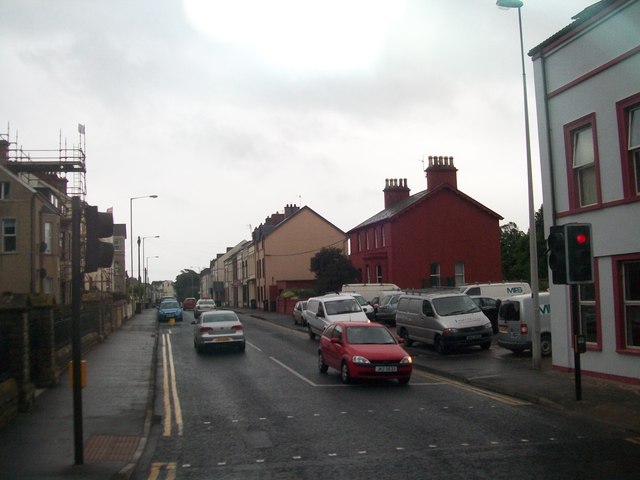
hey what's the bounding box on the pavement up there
[1,306,639,480]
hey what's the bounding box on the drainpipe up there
[30,192,36,294]
[540,53,557,223]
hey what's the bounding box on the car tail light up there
[232,325,244,331]
[199,327,214,334]
[520,324,528,335]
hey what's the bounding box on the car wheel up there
[318,352,328,373]
[398,376,410,385]
[541,334,552,357]
[194,341,203,354]
[293,316,298,325]
[434,336,448,355]
[480,341,491,350]
[308,325,316,340]
[340,361,351,384]
[238,342,246,352]
[399,328,413,347]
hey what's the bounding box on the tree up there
[500,205,548,287]
[174,269,200,301]
[310,247,359,295]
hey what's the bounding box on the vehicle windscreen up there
[432,296,480,316]
[202,313,238,323]
[161,301,179,309]
[499,301,520,321]
[346,326,395,344]
[325,299,361,315]
[353,296,367,306]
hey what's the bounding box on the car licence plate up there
[214,337,232,343]
[375,366,397,373]
[499,325,509,333]
[467,334,482,340]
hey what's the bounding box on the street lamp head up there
[150,195,158,198]
[496,0,523,8]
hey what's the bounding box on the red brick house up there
[348,156,503,288]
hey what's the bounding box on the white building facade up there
[531,0,640,382]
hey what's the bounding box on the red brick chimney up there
[425,155,457,190]
[383,178,411,209]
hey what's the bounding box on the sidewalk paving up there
[1,306,638,480]
[0,308,158,480]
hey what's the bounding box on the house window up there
[381,225,386,247]
[114,261,121,275]
[113,238,121,251]
[430,263,440,287]
[573,126,597,206]
[375,264,383,283]
[365,231,370,250]
[455,262,465,286]
[617,93,640,198]
[579,283,598,344]
[2,219,17,252]
[565,115,600,209]
[44,222,53,254]
[374,228,378,248]
[0,182,9,199]
[622,260,640,349]
[357,233,361,252]
[42,277,53,294]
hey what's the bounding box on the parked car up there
[395,292,492,354]
[350,294,375,319]
[194,299,216,318]
[318,321,412,384]
[157,299,183,323]
[293,300,308,326]
[375,292,404,325]
[304,294,369,340]
[470,296,500,334]
[192,310,245,353]
[182,297,197,310]
[497,292,552,356]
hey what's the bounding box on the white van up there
[341,283,401,303]
[395,292,493,354]
[304,294,369,340]
[497,292,551,356]
[459,282,531,299]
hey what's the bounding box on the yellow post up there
[69,360,87,389]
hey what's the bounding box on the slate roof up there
[349,183,502,232]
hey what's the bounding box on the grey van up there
[395,292,493,354]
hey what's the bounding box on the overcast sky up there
[1,0,598,282]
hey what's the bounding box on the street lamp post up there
[146,256,159,304]
[129,195,158,284]
[142,235,160,285]
[496,0,541,368]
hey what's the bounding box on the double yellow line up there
[161,332,184,437]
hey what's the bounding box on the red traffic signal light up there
[84,205,114,273]
[566,223,593,284]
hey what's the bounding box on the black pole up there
[571,284,582,401]
[137,236,141,283]
[71,196,84,464]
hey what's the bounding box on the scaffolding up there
[1,125,87,199]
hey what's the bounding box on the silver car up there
[193,310,245,353]
[193,298,216,319]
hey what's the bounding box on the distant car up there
[193,310,245,353]
[194,299,216,319]
[157,299,183,323]
[318,321,412,384]
[470,296,500,334]
[350,294,375,319]
[375,292,404,325]
[304,294,369,340]
[293,300,308,326]
[182,297,197,310]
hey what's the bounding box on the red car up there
[182,297,197,310]
[318,321,412,384]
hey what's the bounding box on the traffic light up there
[84,205,114,273]
[566,223,593,284]
[547,225,567,285]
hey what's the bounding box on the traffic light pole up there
[71,196,84,464]
[571,285,583,401]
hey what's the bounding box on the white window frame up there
[0,182,9,199]
[573,126,597,207]
[455,262,465,287]
[2,219,17,253]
